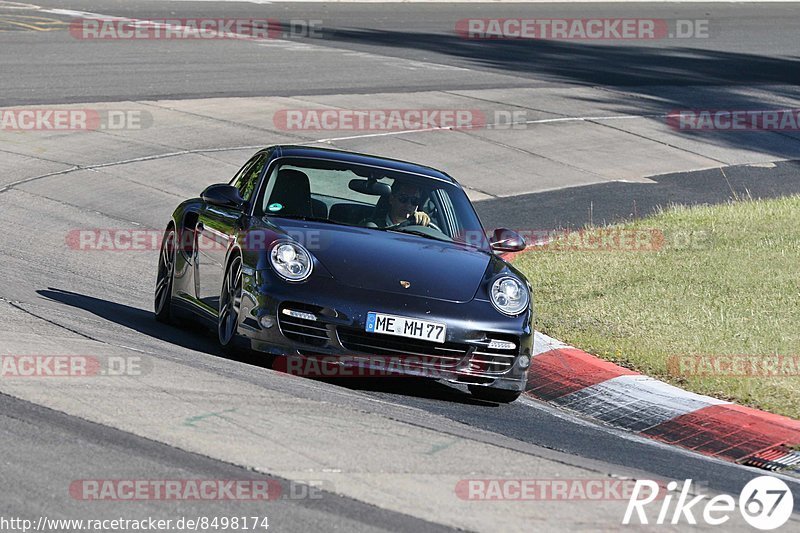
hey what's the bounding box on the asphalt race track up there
[1,1,800,531]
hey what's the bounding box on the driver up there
[364,183,430,228]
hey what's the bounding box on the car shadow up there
[36,288,265,367]
[35,288,502,405]
[314,376,497,406]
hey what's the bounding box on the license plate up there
[365,312,446,344]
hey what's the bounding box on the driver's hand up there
[411,210,430,226]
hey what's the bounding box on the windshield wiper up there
[386,227,452,243]
[264,214,351,227]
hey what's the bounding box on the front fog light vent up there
[488,339,516,351]
[281,308,318,322]
[278,304,328,347]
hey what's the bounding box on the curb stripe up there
[551,375,728,432]
[524,335,800,470]
[527,347,637,401]
[642,404,800,462]
[530,331,637,399]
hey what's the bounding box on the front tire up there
[154,227,176,323]
[218,254,243,351]
[469,385,521,404]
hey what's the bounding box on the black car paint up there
[159,145,532,396]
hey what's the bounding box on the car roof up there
[266,145,458,184]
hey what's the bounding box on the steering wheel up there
[388,218,443,233]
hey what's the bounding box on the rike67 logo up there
[623,476,794,530]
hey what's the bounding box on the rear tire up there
[468,385,521,403]
[154,227,176,324]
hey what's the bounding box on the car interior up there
[259,162,469,244]
[263,166,401,226]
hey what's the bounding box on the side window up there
[231,154,267,202]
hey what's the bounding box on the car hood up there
[270,219,492,302]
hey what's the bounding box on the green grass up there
[514,195,800,419]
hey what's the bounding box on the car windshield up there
[254,157,490,250]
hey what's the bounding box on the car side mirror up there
[201,184,246,210]
[490,228,526,253]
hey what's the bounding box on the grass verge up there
[514,195,800,419]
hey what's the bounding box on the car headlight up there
[490,276,529,316]
[269,241,313,282]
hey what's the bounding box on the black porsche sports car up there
[155,145,532,402]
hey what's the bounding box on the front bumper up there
[238,270,532,391]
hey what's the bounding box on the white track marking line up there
[0,108,701,194]
[40,8,469,73]
[0,144,265,193]
[311,114,671,143]
[0,2,41,9]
